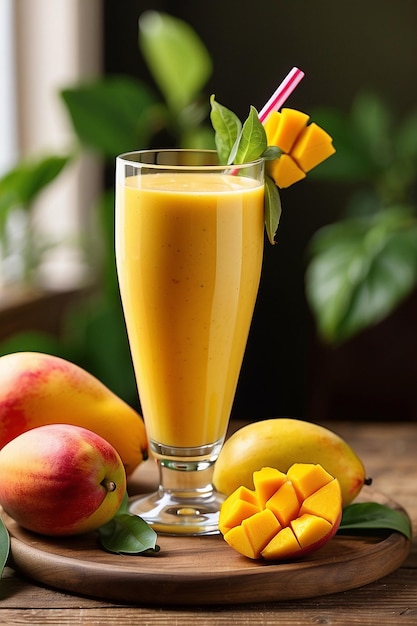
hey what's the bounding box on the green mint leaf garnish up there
[210,95,242,165]
[0,515,10,579]
[262,146,282,161]
[233,106,267,164]
[338,502,412,540]
[264,175,282,245]
[209,96,283,243]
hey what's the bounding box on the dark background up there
[103,1,417,422]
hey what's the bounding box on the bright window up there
[1,0,103,291]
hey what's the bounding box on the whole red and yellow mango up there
[0,352,148,475]
[0,423,126,536]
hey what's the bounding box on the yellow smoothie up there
[116,172,264,449]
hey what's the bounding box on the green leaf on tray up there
[98,513,160,555]
[98,493,159,555]
[0,515,10,579]
[338,502,412,540]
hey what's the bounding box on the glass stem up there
[156,459,216,501]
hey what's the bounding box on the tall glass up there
[115,150,264,535]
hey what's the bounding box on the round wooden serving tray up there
[3,490,410,606]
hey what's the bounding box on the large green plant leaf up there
[139,11,212,116]
[350,91,393,168]
[0,154,70,220]
[61,295,137,406]
[61,77,158,158]
[396,110,417,160]
[306,207,417,343]
[307,107,376,182]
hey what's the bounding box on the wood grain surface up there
[1,421,416,624]
[3,488,410,606]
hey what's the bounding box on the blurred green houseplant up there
[3,11,416,401]
[0,11,214,406]
[306,92,417,345]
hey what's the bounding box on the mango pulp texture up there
[264,108,335,188]
[219,464,342,561]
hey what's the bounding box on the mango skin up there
[213,418,367,507]
[0,352,148,475]
[0,423,126,535]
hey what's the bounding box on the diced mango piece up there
[299,479,342,525]
[287,463,334,501]
[268,154,306,189]
[264,111,281,140]
[261,526,301,560]
[264,108,310,153]
[291,513,332,548]
[218,489,259,535]
[226,484,259,506]
[242,508,282,557]
[224,525,260,559]
[253,467,287,507]
[292,122,336,172]
[266,481,300,526]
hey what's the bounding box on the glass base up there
[129,439,226,535]
[129,489,225,536]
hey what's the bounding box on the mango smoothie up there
[116,171,264,451]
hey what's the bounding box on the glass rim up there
[116,148,264,171]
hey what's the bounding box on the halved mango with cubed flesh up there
[291,123,336,172]
[263,108,335,188]
[264,109,310,153]
[220,464,342,561]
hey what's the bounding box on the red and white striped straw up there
[258,67,305,123]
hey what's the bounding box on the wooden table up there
[1,421,416,625]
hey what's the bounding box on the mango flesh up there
[264,109,310,154]
[219,464,342,561]
[264,108,335,188]
[268,154,306,189]
[291,123,336,172]
[213,418,366,507]
[0,352,148,475]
